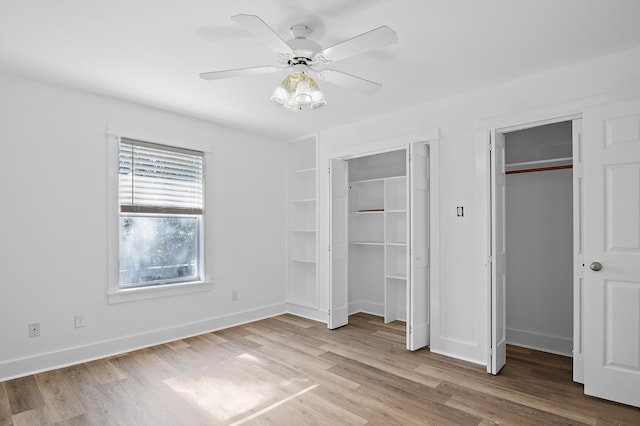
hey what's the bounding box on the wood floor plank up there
[33,370,85,423]
[83,358,126,385]
[0,382,11,426]
[5,376,44,416]
[2,313,639,425]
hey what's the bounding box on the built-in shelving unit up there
[287,137,317,308]
[383,176,408,323]
[347,158,408,324]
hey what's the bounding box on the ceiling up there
[2,0,640,140]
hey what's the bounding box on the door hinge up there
[488,142,493,152]
[328,245,331,252]
[487,255,493,264]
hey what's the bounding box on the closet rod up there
[506,164,573,175]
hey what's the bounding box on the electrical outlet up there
[28,323,40,338]
[231,290,238,301]
[74,314,86,328]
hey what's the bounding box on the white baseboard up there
[349,300,384,317]
[286,303,328,323]
[506,327,573,356]
[0,303,287,382]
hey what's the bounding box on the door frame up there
[481,113,582,374]
[327,130,440,351]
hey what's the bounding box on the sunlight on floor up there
[230,384,319,426]
[163,352,316,422]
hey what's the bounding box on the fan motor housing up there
[287,38,322,63]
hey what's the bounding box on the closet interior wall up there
[504,121,574,356]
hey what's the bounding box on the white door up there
[329,158,349,329]
[572,119,585,383]
[490,130,507,374]
[408,143,430,350]
[583,98,640,407]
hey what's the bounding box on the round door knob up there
[590,262,603,271]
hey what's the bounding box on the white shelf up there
[350,241,384,246]
[386,273,407,280]
[291,167,316,175]
[291,229,316,233]
[386,242,407,247]
[385,209,407,214]
[291,258,317,264]
[351,210,384,215]
[292,198,316,204]
[350,175,405,185]
[506,156,572,170]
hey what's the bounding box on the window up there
[118,138,204,289]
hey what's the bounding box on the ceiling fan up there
[200,14,398,111]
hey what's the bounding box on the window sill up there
[107,280,213,304]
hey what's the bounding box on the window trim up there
[106,133,213,304]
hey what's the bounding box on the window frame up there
[106,134,213,304]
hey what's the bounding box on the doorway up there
[505,122,574,353]
[489,117,583,379]
[329,140,437,351]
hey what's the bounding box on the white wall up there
[505,123,574,355]
[0,72,287,380]
[317,46,640,364]
[506,170,573,354]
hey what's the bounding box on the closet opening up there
[348,149,408,329]
[490,118,583,380]
[330,141,433,351]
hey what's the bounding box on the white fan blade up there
[200,65,282,80]
[317,26,397,63]
[232,14,294,56]
[315,69,382,95]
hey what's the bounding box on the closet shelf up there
[291,229,316,233]
[386,273,407,280]
[386,242,407,247]
[291,258,317,264]
[506,157,572,174]
[385,209,407,214]
[350,241,384,246]
[352,209,384,214]
[350,175,405,185]
[291,198,316,204]
[291,167,316,175]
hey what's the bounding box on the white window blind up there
[119,138,204,214]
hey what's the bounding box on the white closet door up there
[329,158,349,329]
[572,119,585,383]
[408,143,430,350]
[583,99,640,407]
[490,130,507,374]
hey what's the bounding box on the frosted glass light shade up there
[310,87,326,109]
[270,83,289,106]
[294,79,312,104]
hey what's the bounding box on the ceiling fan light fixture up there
[272,71,325,111]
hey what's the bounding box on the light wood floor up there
[1,313,639,425]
